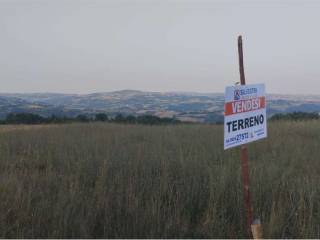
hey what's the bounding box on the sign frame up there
[224,83,267,150]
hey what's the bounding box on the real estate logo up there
[234,90,241,100]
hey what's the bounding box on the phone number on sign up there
[226,132,249,144]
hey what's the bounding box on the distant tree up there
[114,114,125,123]
[76,114,89,122]
[136,115,164,125]
[270,111,319,121]
[5,113,45,124]
[125,115,136,124]
[47,114,64,123]
[95,113,108,122]
[2,112,182,125]
[51,115,70,123]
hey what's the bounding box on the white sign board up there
[224,83,267,149]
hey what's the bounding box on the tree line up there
[270,111,319,121]
[0,113,181,125]
[0,111,318,125]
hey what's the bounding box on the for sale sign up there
[224,83,267,149]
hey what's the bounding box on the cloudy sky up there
[0,0,319,94]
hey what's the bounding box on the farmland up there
[0,121,319,238]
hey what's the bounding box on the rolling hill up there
[0,90,320,122]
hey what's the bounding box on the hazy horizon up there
[2,88,320,97]
[1,0,320,95]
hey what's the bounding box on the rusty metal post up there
[238,36,246,86]
[237,35,254,237]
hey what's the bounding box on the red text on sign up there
[224,97,265,116]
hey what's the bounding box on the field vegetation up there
[0,120,319,238]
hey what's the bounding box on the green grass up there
[0,121,319,238]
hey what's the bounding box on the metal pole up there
[237,35,254,237]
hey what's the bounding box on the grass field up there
[0,121,319,238]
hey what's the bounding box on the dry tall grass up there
[0,121,319,238]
